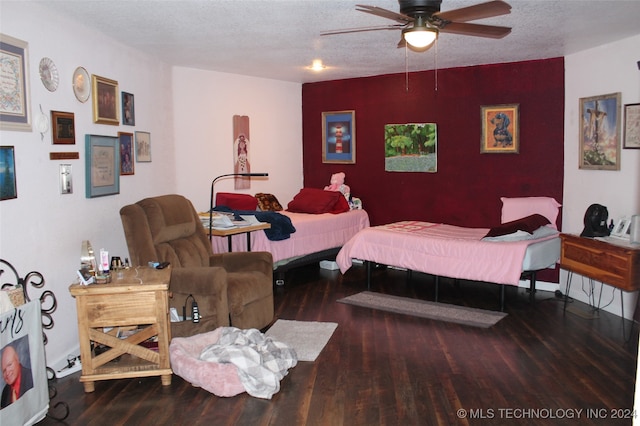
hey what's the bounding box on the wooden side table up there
[69,267,172,392]
[559,233,640,336]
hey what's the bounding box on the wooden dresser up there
[559,233,640,292]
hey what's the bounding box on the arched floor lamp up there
[208,173,268,241]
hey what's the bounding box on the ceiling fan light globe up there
[403,27,438,49]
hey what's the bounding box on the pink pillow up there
[501,196,561,229]
[215,192,258,210]
[287,188,350,214]
[170,328,245,397]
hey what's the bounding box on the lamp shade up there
[403,26,438,49]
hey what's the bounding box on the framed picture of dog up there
[578,92,621,170]
[480,104,519,154]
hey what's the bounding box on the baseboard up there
[518,279,559,293]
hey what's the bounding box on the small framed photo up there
[135,131,151,162]
[85,134,120,198]
[122,91,135,126]
[51,110,75,144]
[611,217,631,239]
[579,92,621,170]
[77,267,94,285]
[91,74,119,125]
[118,132,135,175]
[0,146,17,200]
[0,34,32,131]
[623,103,640,149]
[480,104,519,154]
[322,110,355,164]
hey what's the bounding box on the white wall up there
[563,34,640,319]
[0,3,176,368]
[0,3,303,368]
[171,67,303,211]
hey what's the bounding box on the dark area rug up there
[338,291,507,328]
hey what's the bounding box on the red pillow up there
[485,214,550,238]
[330,193,350,214]
[287,188,350,214]
[215,192,258,210]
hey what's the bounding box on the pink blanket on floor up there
[336,221,556,286]
[211,210,370,265]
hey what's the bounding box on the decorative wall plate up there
[35,112,49,134]
[35,105,49,141]
[39,57,59,92]
[72,66,90,103]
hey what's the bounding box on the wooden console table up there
[559,233,640,322]
[69,267,172,392]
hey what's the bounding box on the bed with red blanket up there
[209,189,370,283]
[336,197,562,310]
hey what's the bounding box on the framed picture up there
[135,131,151,162]
[480,104,519,154]
[91,74,119,125]
[51,111,75,144]
[322,110,355,164]
[118,132,135,175]
[122,92,135,126]
[0,34,32,131]
[623,103,640,149]
[0,146,17,200]
[579,92,621,170]
[85,135,119,198]
[610,216,631,239]
[384,123,437,173]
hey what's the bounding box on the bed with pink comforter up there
[211,209,371,269]
[336,220,560,309]
[337,220,559,286]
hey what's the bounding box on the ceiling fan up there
[321,0,512,51]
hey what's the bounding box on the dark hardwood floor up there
[41,264,638,426]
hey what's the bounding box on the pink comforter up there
[336,221,556,286]
[211,210,370,265]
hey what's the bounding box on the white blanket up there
[199,327,297,399]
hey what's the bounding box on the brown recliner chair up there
[119,194,274,338]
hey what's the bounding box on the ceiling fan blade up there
[440,22,511,38]
[321,24,406,36]
[435,0,511,23]
[356,4,414,24]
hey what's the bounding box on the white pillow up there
[482,225,559,242]
[501,197,561,229]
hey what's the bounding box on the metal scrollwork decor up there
[0,258,69,421]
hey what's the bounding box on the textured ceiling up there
[38,0,640,83]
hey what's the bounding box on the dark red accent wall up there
[302,58,565,282]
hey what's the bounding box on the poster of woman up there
[233,115,251,189]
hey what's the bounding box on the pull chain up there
[405,44,409,92]
[434,39,438,92]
